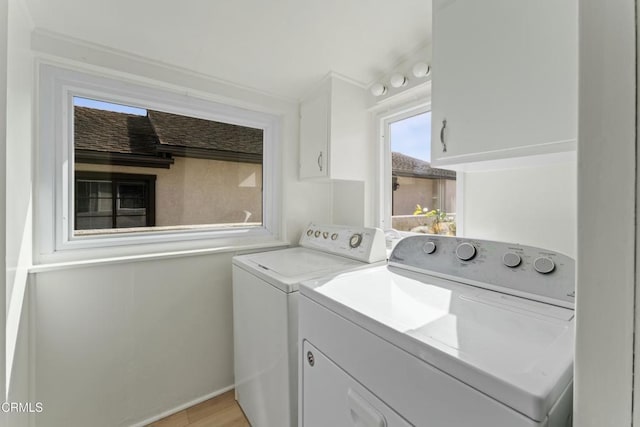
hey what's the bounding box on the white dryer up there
[299,235,575,427]
[232,223,386,427]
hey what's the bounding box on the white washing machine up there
[232,223,387,427]
[299,235,575,427]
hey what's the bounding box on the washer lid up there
[233,247,365,292]
[301,265,574,422]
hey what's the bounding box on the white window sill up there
[30,240,290,273]
[74,222,263,237]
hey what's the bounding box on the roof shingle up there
[147,110,262,154]
[74,107,159,156]
[74,106,263,157]
[392,152,456,179]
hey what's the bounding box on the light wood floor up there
[147,390,250,427]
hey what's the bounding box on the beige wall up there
[392,176,456,215]
[76,157,263,226]
[393,176,435,215]
[444,179,456,213]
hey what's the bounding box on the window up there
[72,96,264,236]
[37,64,281,257]
[75,172,156,231]
[380,106,457,235]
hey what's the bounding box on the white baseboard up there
[130,384,235,427]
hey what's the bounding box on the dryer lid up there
[301,265,574,422]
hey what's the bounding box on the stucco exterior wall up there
[76,157,262,227]
[444,179,456,213]
[392,176,456,215]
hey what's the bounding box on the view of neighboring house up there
[391,151,456,232]
[74,105,263,233]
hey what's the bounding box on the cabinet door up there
[300,91,330,179]
[431,0,577,166]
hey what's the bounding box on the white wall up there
[33,254,242,427]
[0,0,8,426]
[332,180,365,227]
[461,160,577,258]
[21,31,333,426]
[6,0,32,302]
[5,1,33,426]
[6,284,28,427]
[578,0,636,425]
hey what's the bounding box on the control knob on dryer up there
[423,241,437,254]
[456,242,477,261]
[503,252,522,268]
[534,257,555,274]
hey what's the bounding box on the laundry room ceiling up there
[24,0,432,99]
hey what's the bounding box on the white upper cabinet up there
[300,75,369,180]
[431,0,578,168]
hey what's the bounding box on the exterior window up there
[37,64,281,257]
[75,172,156,232]
[72,97,263,236]
[386,110,457,235]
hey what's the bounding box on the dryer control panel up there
[300,223,386,264]
[389,235,575,308]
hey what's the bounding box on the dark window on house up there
[75,172,156,230]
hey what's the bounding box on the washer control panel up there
[389,235,575,308]
[300,223,387,263]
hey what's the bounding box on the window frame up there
[375,100,432,231]
[37,64,281,259]
[74,171,157,230]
